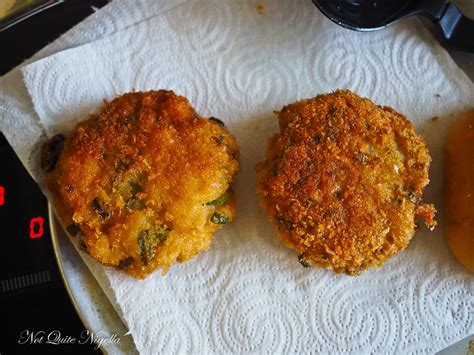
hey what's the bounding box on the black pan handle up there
[434,3,474,52]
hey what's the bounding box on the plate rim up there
[49,204,136,354]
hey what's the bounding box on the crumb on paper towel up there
[257,3,264,15]
[435,93,441,98]
[431,116,439,122]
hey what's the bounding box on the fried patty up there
[42,90,239,279]
[256,90,436,275]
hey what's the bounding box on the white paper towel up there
[7,0,474,353]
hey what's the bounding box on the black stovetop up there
[0,1,108,353]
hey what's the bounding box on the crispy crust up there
[256,90,435,275]
[45,90,239,279]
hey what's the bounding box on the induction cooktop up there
[0,1,106,353]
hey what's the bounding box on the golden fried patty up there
[256,90,436,275]
[42,90,239,279]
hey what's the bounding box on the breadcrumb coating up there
[256,90,436,275]
[43,90,239,279]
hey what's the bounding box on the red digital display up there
[0,185,4,206]
[29,217,44,239]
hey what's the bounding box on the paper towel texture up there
[13,0,474,353]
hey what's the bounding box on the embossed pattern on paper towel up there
[20,0,474,353]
